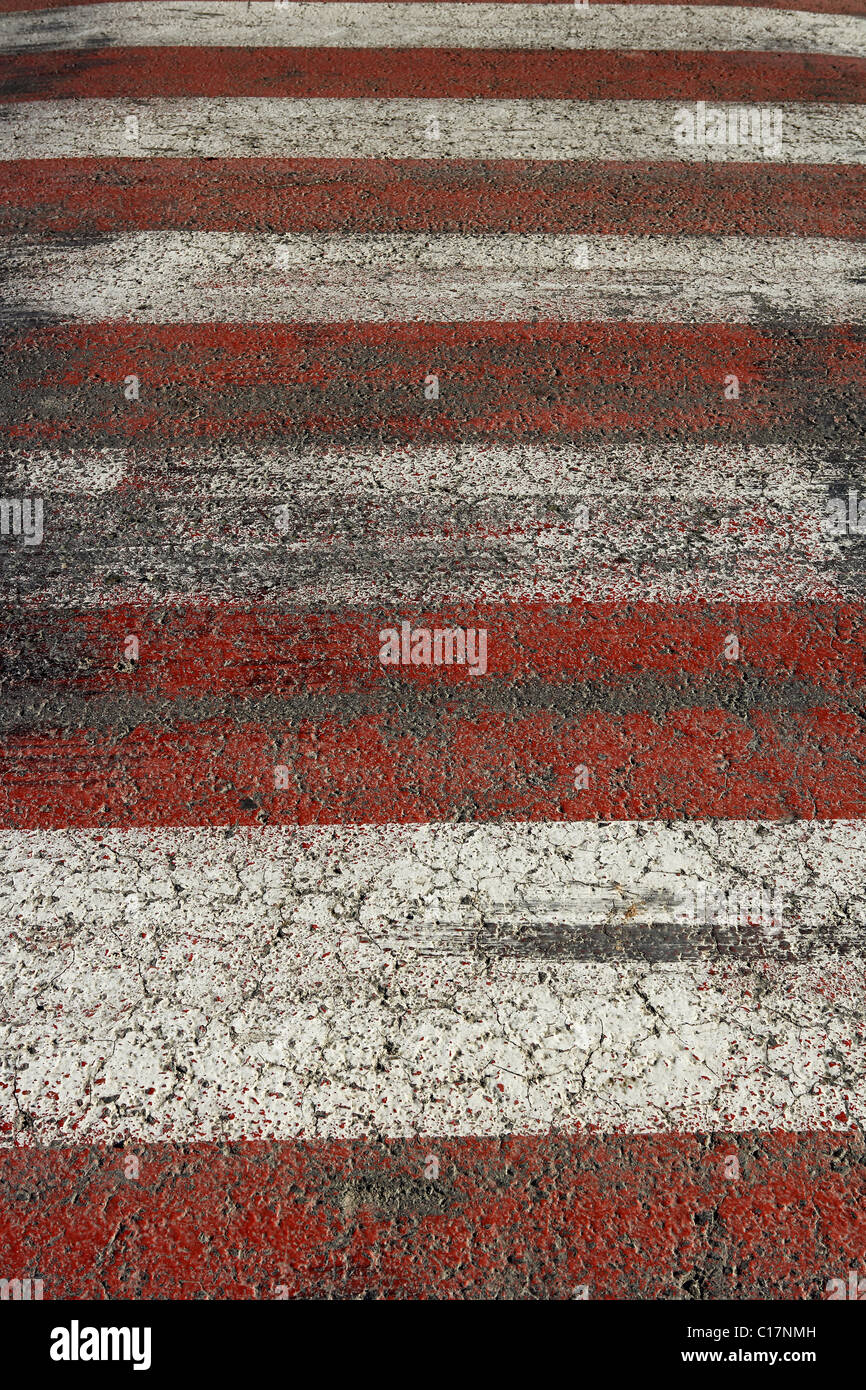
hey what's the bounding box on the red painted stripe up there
[9,605,866,697]
[0,1136,862,1300]
[3,708,866,825]
[2,48,863,102]
[3,159,863,238]
[6,323,862,445]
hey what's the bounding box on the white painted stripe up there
[7,440,848,498]
[4,232,862,322]
[1,99,861,162]
[6,444,853,604]
[1,3,862,55]
[1,822,864,1141]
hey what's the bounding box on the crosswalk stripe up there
[2,98,863,160]
[3,3,863,54]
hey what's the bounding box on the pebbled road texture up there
[0,0,865,1302]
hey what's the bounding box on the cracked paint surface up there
[1,1135,866,1299]
[2,824,865,1141]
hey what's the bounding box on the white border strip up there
[4,233,863,322]
[1,3,863,55]
[1,822,865,1141]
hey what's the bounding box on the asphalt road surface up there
[0,0,865,1304]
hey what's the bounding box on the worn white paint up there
[1,3,862,54]
[1,822,864,1142]
[4,232,863,322]
[1,99,861,161]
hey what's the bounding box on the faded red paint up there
[3,47,863,101]
[7,605,866,697]
[0,1135,863,1299]
[4,160,863,238]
